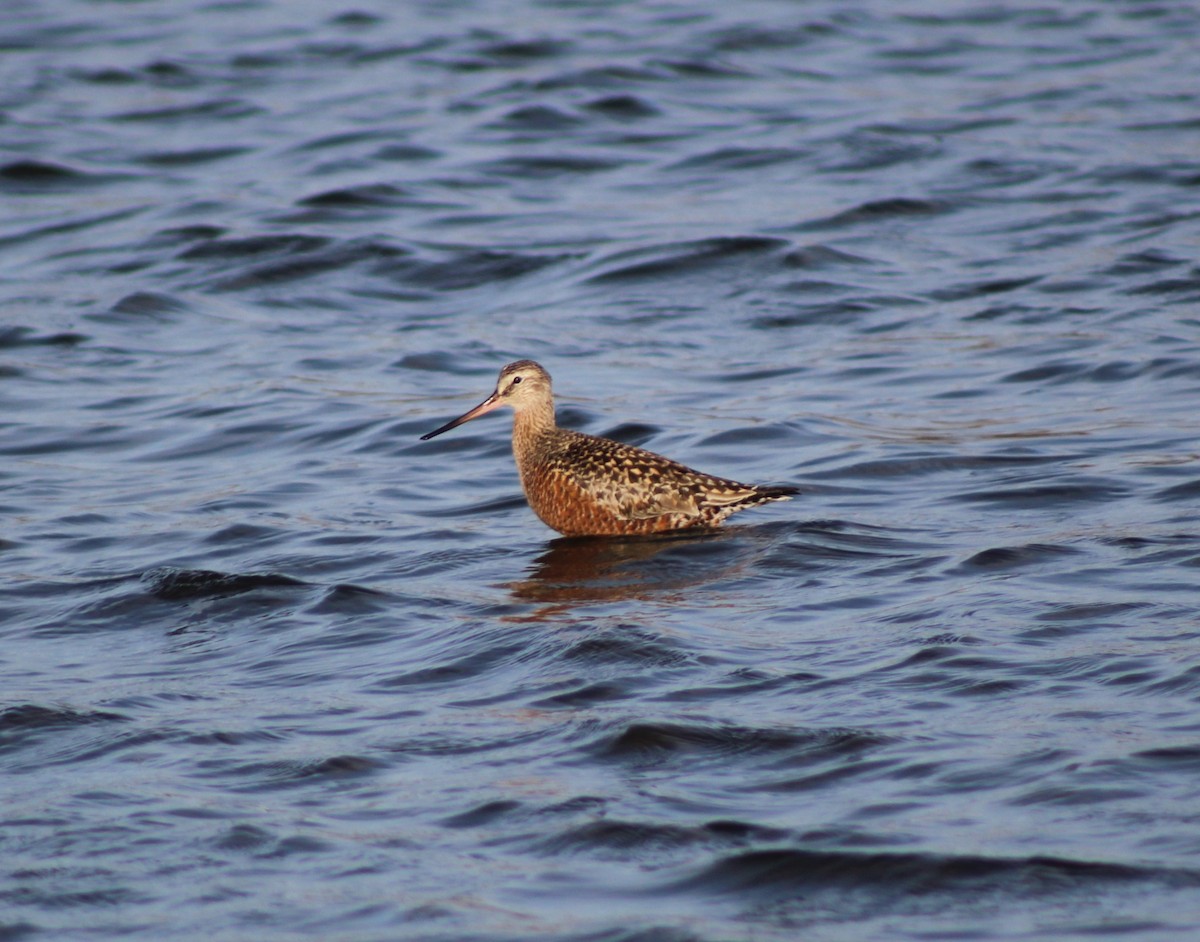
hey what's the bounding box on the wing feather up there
[557,431,757,523]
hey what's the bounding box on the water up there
[3,0,1200,939]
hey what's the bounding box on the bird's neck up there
[512,402,557,456]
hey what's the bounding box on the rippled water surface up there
[4,1,1200,939]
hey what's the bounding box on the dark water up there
[4,0,1200,939]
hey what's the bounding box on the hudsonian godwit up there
[420,360,798,537]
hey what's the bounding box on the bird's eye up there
[511,376,522,386]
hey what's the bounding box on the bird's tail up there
[753,485,799,503]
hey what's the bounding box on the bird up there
[419,360,798,537]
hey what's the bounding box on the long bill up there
[419,392,504,440]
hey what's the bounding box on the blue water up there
[4,1,1200,939]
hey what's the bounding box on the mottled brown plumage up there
[420,360,797,537]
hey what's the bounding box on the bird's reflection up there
[503,525,779,620]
